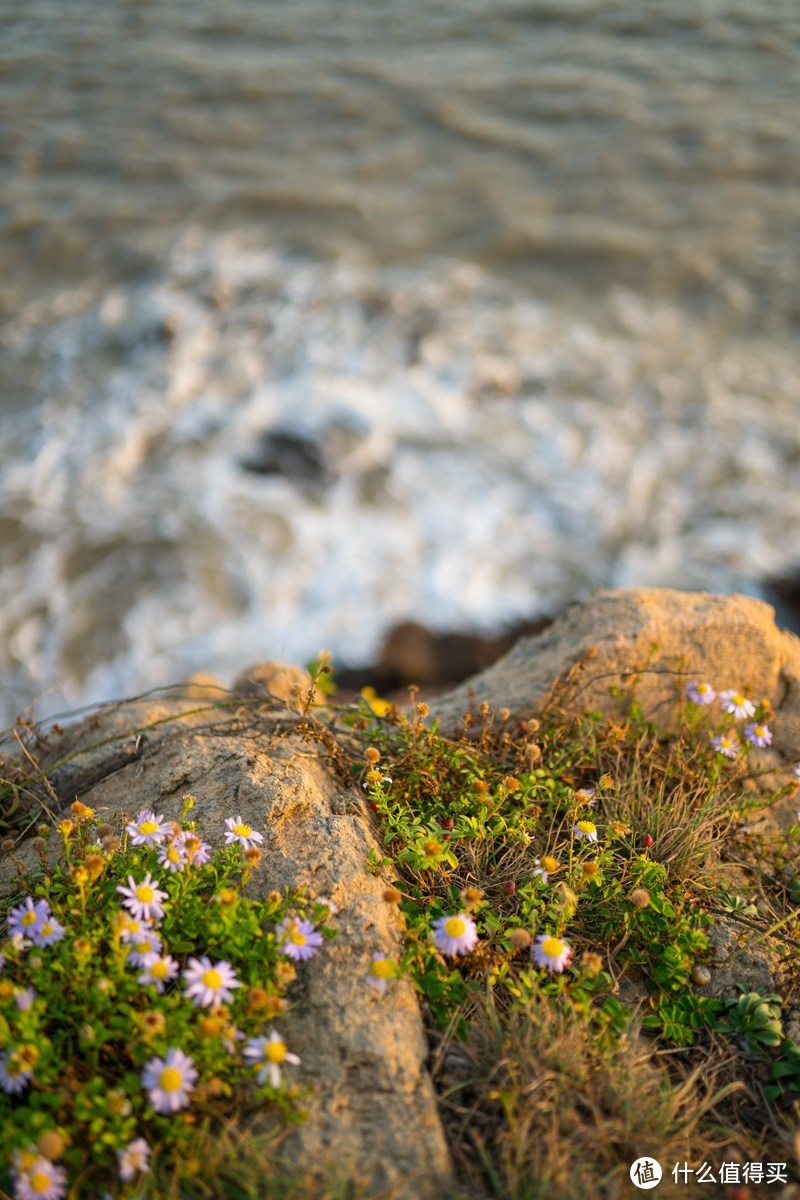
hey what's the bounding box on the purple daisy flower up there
[744,722,772,748]
[684,680,716,705]
[275,917,324,961]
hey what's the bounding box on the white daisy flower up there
[182,956,241,1007]
[138,953,180,993]
[366,954,395,996]
[126,811,169,847]
[31,918,65,948]
[158,841,188,873]
[0,1050,33,1095]
[117,874,168,923]
[14,987,36,1012]
[242,1030,300,1088]
[115,913,155,944]
[573,820,598,842]
[531,934,573,973]
[12,1157,67,1200]
[118,1137,151,1182]
[710,732,739,759]
[718,690,756,720]
[175,831,212,865]
[7,898,50,940]
[430,912,479,957]
[126,929,163,965]
[223,816,264,851]
[141,1048,198,1113]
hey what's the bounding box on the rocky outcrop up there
[429,588,800,762]
[0,694,453,1198]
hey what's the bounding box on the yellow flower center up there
[265,1040,287,1064]
[542,856,559,874]
[159,1066,183,1092]
[754,725,765,737]
[732,694,745,706]
[577,821,596,835]
[136,885,155,903]
[234,823,252,837]
[370,959,393,980]
[541,936,564,959]
[444,917,466,938]
[697,683,710,694]
[289,930,307,946]
[30,1174,51,1195]
[21,911,38,927]
[139,820,158,835]
[151,960,169,980]
[40,923,54,937]
[202,969,223,989]
[167,845,181,862]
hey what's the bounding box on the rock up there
[0,697,452,1197]
[429,589,800,762]
[240,429,332,487]
[704,914,779,998]
[232,662,320,711]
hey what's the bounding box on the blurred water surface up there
[2,0,799,719]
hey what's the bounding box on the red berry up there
[443,833,451,841]
[502,881,516,895]
[369,801,378,812]
[442,818,454,830]
[642,833,654,848]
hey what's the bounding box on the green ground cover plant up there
[1,668,799,1199]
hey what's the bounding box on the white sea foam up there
[2,229,799,723]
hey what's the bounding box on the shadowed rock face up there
[0,696,453,1198]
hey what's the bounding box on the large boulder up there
[430,589,800,760]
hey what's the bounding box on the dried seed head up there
[499,708,511,721]
[415,702,429,717]
[365,746,381,763]
[581,951,603,977]
[631,888,651,909]
[460,886,484,911]
[36,1131,66,1161]
[473,780,489,795]
[504,775,520,792]
[582,861,600,878]
[524,743,542,765]
[243,846,262,864]
[247,987,269,1011]
[383,886,402,904]
[508,928,532,950]
[422,838,443,859]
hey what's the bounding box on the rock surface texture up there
[430,588,800,761]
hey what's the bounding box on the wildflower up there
[459,886,484,911]
[141,1048,198,1113]
[581,951,604,977]
[31,918,65,949]
[275,918,324,961]
[158,841,188,873]
[117,873,168,923]
[243,846,263,867]
[710,733,739,758]
[316,896,338,916]
[421,838,443,862]
[12,1157,67,1200]
[182,956,241,1007]
[126,811,169,847]
[794,764,800,781]
[532,855,558,884]
[684,681,716,705]
[574,787,597,805]
[14,987,37,1012]
[0,1050,33,1094]
[610,820,630,837]
[215,888,238,906]
[138,953,180,993]
[118,1138,151,1182]
[223,1024,245,1054]
[126,929,163,965]
[70,801,95,822]
[431,912,479,957]
[275,961,297,987]
[366,954,395,996]
[115,913,155,944]
[175,831,212,865]
[531,934,573,973]
[719,690,756,720]
[242,1031,300,1088]
[83,853,105,882]
[137,1011,166,1039]
[8,898,50,940]
[744,722,772,748]
[573,820,598,842]
[223,816,264,851]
